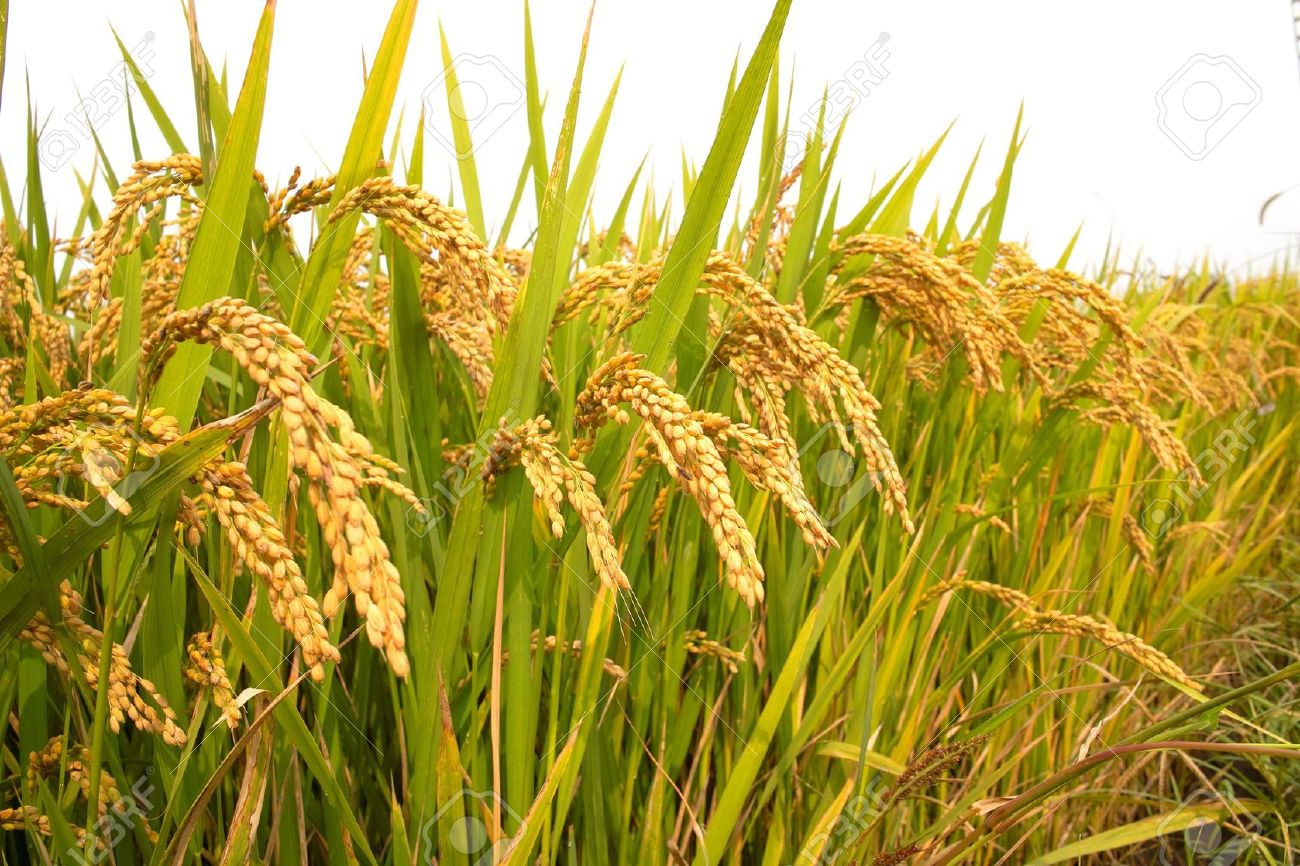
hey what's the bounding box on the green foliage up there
[0,3,1296,865]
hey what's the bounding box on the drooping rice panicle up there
[27,737,123,819]
[483,415,630,593]
[682,629,746,674]
[141,298,414,676]
[562,253,913,530]
[328,177,514,332]
[85,155,203,313]
[199,463,340,679]
[925,577,1203,691]
[1,232,72,383]
[829,232,1041,392]
[577,353,766,606]
[264,167,337,235]
[19,582,186,745]
[183,632,241,728]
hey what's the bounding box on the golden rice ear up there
[143,298,412,677]
[565,252,914,533]
[27,735,126,821]
[86,155,204,314]
[532,632,627,680]
[1048,379,1201,482]
[683,629,746,674]
[0,806,57,837]
[426,311,495,396]
[702,414,836,550]
[485,415,631,594]
[924,577,1202,692]
[577,354,764,607]
[1018,610,1203,692]
[0,238,71,384]
[738,164,803,263]
[829,232,1041,393]
[0,382,345,683]
[826,233,1210,490]
[77,209,200,369]
[328,177,514,333]
[201,462,339,677]
[264,168,336,235]
[18,582,187,746]
[183,633,241,728]
[320,227,395,353]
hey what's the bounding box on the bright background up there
[3,1,1299,274]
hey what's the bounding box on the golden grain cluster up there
[923,576,1202,691]
[142,297,416,676]
[484,415,630,592]
[0,150,1240,747]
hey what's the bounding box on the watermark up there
[420,788,524,866]
[782,33,891,174]
[53,424,163,527]
[787,780,885,865]
[406,409,520,536]
[1156,54,1261,161]
[423,54,524,160]
[63,769,155,864]
[1141,407,1260,538]
[798,422,884,528]
[38,34,157,172]
[1156,784,1261,866]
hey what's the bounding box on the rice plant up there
[0,2,1297,864]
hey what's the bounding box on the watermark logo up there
[1156,54,1261,161]
[53,424,162,527]
[63,769,155,864]
[786,780,885,865]
[423,54,525,160]
[783,33,891,174]
[406,410,520,536]
[421,789,524,866]
[798,422,882,527]
[39,34,156,172]
[1141,408,1259,538]
[1156,785,1261,866]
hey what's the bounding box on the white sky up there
[4,1,1300,276]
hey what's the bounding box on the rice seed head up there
[884,734,990,805]
[1018,609,1203,691]
[577,352,765,606]
[1,236,71,384]
[28,736,124,820]
[86,155,203,313]
[562,252,912,532]
[832,232,1038,392]
[817,233,1205,489]
[953,503,1013,535]
[143,298,413,677]
[465,630,627,688]
[0,806,57,838]
[1048,379,1201,483]
[184,632,241,728]
[328,177,513,333]
[264,168,336,235]
[683,629,746,673]
[532,631,627,679]
[928,577,1202,691]
[19,582,187,745]
[701,413,835,549]
[201,461,340,680]
[484,415,631,593]
[919,574,1032,610]
[0,383,351,680]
